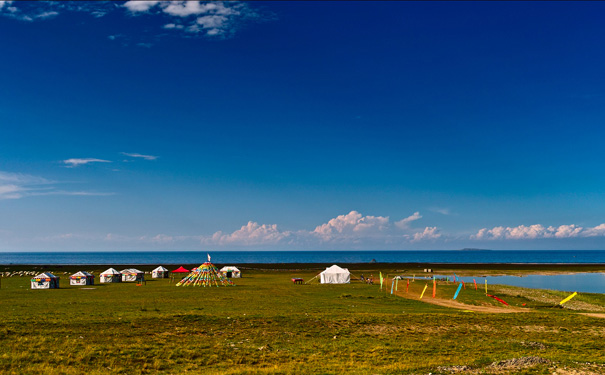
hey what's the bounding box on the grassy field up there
[1,265,605,374]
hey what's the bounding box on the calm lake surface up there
[1,250,605,265]
[427,273,605,294]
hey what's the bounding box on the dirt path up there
[580,313,605,319]
[392,288,530,313]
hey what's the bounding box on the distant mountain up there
[459,248,491,251]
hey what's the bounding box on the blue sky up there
[2,1,605,251]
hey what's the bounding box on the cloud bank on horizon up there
[3,196,605,249]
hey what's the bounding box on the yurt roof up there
[100,268,121,275]
[321,265,349,274]
[33,272,58,279]
[120,268,143,274]
[172,266,190,273]
[71,271,93,277]
[152,266,169,272]
[220,266,240,272]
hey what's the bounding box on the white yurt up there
[121,268,144,282]
[31,272,60,289]
[219,266,241,278]
[100,268,122,283]
[320,265,350,284]
[151,266,169,279]
[69,271,94,286]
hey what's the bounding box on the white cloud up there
[163,23,184,30]
[122,1,259,38]
[412,227,441,242]
[430,207,453,216]
[0,171,113,200]
[34,11,58,20]
[121,152,158,160]
[472,223,605,240]
[0,184,22,200]
[123,1,160,13]
[196,14,227,29]
[0,171,50,200]
[163,1,217,17]
[551,224,583,238]
[208,221,290,246]
[2,1,266,40]
[197,210,439,248]
[151,234,174,243]
[63,158,111,167]
[394,212,422,230]
[312,211,390,242]
[583,224,605,237]
[31,190,115,197]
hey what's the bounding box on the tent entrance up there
[226,272,232,278]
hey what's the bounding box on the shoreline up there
[3,262,604,274]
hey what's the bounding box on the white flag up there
[207,253,211,262]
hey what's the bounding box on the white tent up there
[100,268,121,283]
[31,272,59,289]
[121,268,144,282]
[320,265,350,284]
[219,266,241,278]
[69,271,94,286]
[152,266,169,279]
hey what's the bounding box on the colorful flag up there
[453,283,463,300]
[485,279,488,294]
[420,284,428,299]
[379,272,383,289]
[390,279,394,295]
[559,292,578,305]
[432,279,436,298]
[487,294,509,306]
[473,279,477,290]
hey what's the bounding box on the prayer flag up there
[473,278,477,290]
[453,283,463,300]
[432,279,436,298]
[486,294,509,306]
[559,292,577,305]
[420,284,428,299]
[379,272,383,289]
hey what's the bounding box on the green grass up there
[1,268,605,374]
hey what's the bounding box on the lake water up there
[1,250,605,265]
[424,273,605,294]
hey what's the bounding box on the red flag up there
[486,294,509,306]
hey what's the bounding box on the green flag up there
[379,272,383,289]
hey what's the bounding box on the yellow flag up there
[419,284,428,299]
[379,272,383,289]
[559,292,577,305]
